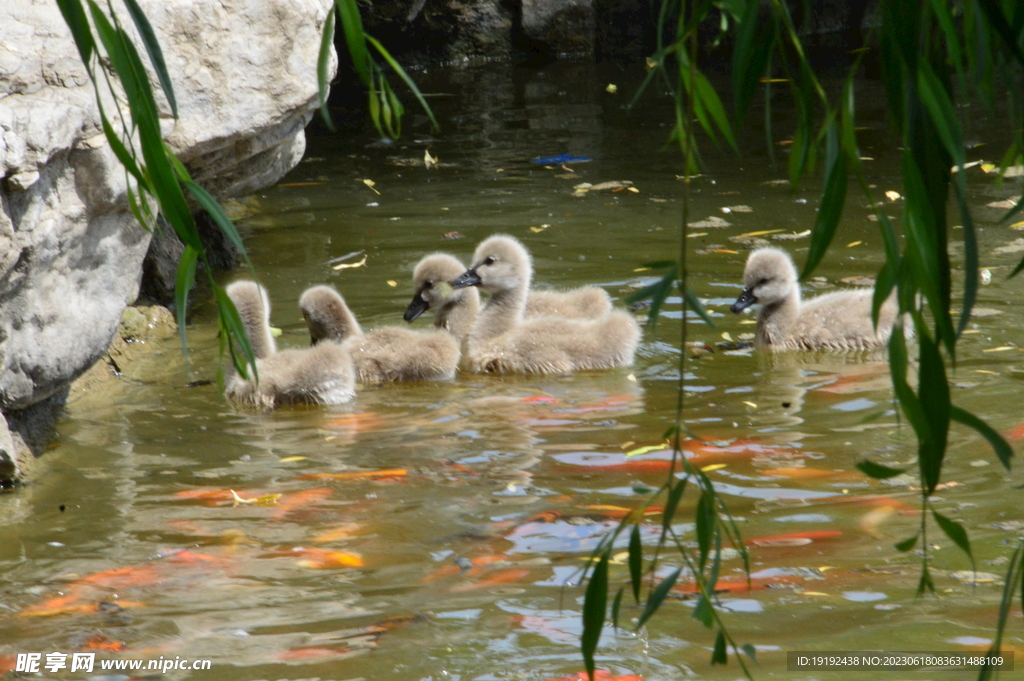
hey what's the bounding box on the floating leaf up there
[362,179,380,194]
[332,255,368,270]
[424,149,438,169]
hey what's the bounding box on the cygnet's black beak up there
[450,268,482,289]
[404,291,430,322]
[730,287,757,314]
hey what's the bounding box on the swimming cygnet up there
[404,252,614,340]
[450,235,641,374]
[223,281,355,408]
[299,284,461,383]
[730,247,899,351]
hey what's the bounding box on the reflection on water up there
[2,59,1024,680]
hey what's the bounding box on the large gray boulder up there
[0,0,335,481]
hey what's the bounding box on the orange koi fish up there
[746,530,843,547]
[270,487,333,520]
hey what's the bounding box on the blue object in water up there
[531,154,593,165]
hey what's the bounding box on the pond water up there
[2,59,1024,681]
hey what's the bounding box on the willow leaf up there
[122,0,178,117]
[637,567,680,630]
[365,34,439,131]
[174,245,198,358]
[55,0,96,72]
[800,120,847,279]
[335,0,370,85]
[856,460,907,479]
[317,7,337,131]
[950,406,1013,469]
[581,550,609,680]
[932,510,973,565]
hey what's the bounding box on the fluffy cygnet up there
[404,252,614,340]
[731,247,898,351]
[223,281,355,408]
[300,285,461,384]
[450,235,641,374]
[404,253,482,340]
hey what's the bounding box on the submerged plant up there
[580,1,1024,678]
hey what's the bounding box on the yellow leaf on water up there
[846,240,862,247]
[715,249,739,254]
[983,346,1016,352]
[529,225,546,232]
[626,373,636,382]
[981,163,997,173]
[884,190,901,201]
[627,187,640,193]
[231,490,282,507]
[974,370,999,375]
[738,229,783,237]
[626,442,668,457]
[386,280,397,287]
[700,463,728,472]
[362,179,380,194]
[332,255,367,271]
[721,332,733,341]
[620,441,636,450]
[279,456,307,463]
[687,232,708,238]
[742,401,758,409]
[739,319,757,325]
[270,326,283,337]
[606,83,618,93]
[424,149,438,169]
[633,267,649,272]
[803,592,831,597]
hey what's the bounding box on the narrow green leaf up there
[856,460,907,479]
[628,524,643,603]
[697,71,736,149]
[695,492,714,570]
[335,0,370,85]
[916,320,950,494]
[661,476,686,533]
[731,0,774,124]
[711,630,727,665]
[889,322,931,446]
[976,0,1024,64]
[800,120,848,279]
[214,284,257,381]
[122,0,178,117]
[317,8,337,131]
[581,550,609,681]
[183,180,254,274]
[682,286,715,327]
[637,567,680,630]
[954,184,978,337]
[365,34,439,131]
[950,406,1013,470]
[97,106,149,191]
[610,587,624,631]
[174,245,198,359]
[55,0,96,72]
[895,534,918,552]
[871,257,896,331]
[932,510,973,564]
[691,593,714,627]
[626,264,677,331]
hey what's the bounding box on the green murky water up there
[2,60,1023,680]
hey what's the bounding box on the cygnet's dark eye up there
[422,281,433,289]
[757,277,769,287]
[483,256,496,266]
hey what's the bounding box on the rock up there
[1,0,335,479]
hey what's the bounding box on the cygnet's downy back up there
[224,281,355,408]
[450,235,640,374]
[301,284,461,384]
[731,247,898,351]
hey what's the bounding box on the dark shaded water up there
[2,60,1023,680]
